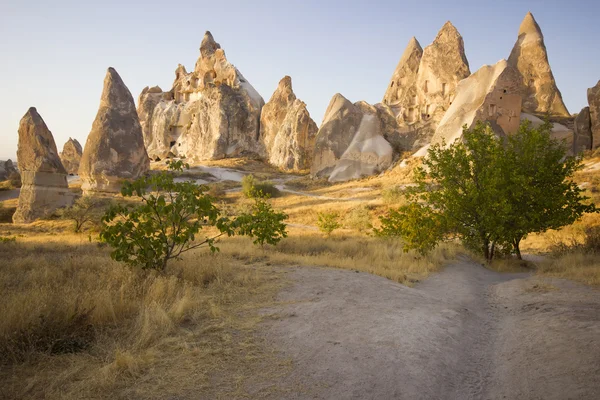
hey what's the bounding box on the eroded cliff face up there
[260,76,318,171]
[138,31,265,162]
[382,22,471,150]
[13,108,73,223]
[79,68,149,193]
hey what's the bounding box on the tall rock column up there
[60,137,83,174]
[508,12,570,117]
[260,76,318,170]
[13,108,73,223]
[79,68,150,193]
[588,80,600,148]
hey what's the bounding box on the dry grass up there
[536,252,600,287]
[216,231,461,285]
[0,228,288,399]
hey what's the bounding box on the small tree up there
[100,161,287,270]
[317,211,341,236]
[375,202,444,255]
[59,196,106,233]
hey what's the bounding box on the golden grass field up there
[1,154,599,398]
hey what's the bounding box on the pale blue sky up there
[1,0,599,160]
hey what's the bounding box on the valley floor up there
[246,259,600,400]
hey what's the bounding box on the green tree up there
[498,120,596,259]
[59,196,107,233]
[100,161,287,270]
[316,211,341,236]
[377,121,595,261]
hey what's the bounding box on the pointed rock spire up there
[508,12,569,117]
[79,67,149,193]
[382,37,423,105]
[260,76,317,170]
[60,137,83,175]
[13,108,73,223]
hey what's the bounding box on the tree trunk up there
[514,238,522,260]
[482,239,490,261]
[490,242,496,261]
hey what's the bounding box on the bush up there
[317,212,341,236]
[382,185,406,204]
[344,205,372,233]
[100,161,287,270]
[241,174,280,198]
[8,172,21,189]
[58,196,108,233]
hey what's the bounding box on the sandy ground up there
[0,188,19,201]
[249,259,600,399]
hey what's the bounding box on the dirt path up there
[249,259,600,399]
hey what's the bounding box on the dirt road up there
[251,259,600,399]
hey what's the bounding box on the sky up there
[1,0,599,160]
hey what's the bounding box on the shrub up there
[382,185,406,204]
[58,196,108,233]
[317,212,341,236]
[344,205,372,233]
[100,161,287,270]
[8,172,21,189]
[241,174,280,198]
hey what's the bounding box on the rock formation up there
[588,80,600,148]
[260,76,318,170]
[60,138,83,175]
[0,159,17,181]
[13,108,73,223]
[79,68,150,193]
[382,22,471,149]
[311,94,393,181]
[425,60,523,153]
[573,107,592,153]
[507,12,569,117]
[383,37,423,109]
[138,31,265,161]
[520,113,574,152]
[137,86,169,158]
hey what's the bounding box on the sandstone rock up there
[508,12,569,117]
[260,76,318,170]
[79,68,150,193]
[13,108,73,223]
[142,32,265,161]
[573,107,592,153]
[382,22,471,150]
[60,138,82,175]
[425,60,523,154]
[328,113,393,182]
[588,80,600,148]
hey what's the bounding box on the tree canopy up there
[377,120,596,260]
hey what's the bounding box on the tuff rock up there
[424,60,523,154]
[311,94,393,181]
[382,22,471,149]
[588,80,600,148]
[507,12,570,117]
[13,108,73,223]
[139,31,265,161]
[573,107,592,153]
[260,76,318,170]
[60,138,83,175]
[79,68,150,193]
